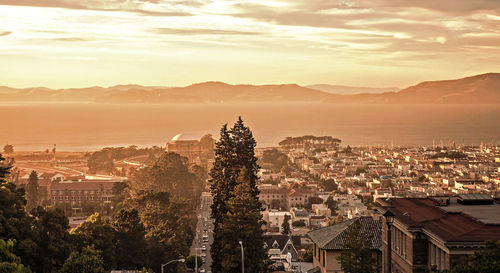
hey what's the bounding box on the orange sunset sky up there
[0,0,499,88]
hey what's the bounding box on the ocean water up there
[1,102,499,151]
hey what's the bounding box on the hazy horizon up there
[2,103,499,152]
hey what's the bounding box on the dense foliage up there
[2,145,13,155]
[130,152,204,200]
[87,145,163,174]
[279,135,341,146]
[450,241,500,273]
[0,151,203,272]
[260,148,290,171]
[337,219,376,273]
[281,214,291,235]
[218,169,268,273]
[60,246,105,273]
[0,239,31,273]
[25,171,39,211]
[210,118,267,273]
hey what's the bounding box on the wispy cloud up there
[0,0,499,88]
[0,0,194,16]
[0,31,12,36]
[155,27,260,35]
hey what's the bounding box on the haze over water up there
[2,103,499,151]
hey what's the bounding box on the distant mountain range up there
[1,73,499,104]
[306,84,399,94]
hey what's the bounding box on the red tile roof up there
[383,198,500,243]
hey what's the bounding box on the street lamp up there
[383,210,395,273]
[239,241,244,273]
[161,258,185,273]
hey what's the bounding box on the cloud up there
[52,37,91,42]
[0,0,85,9]
[155,27,260,35]
[0,0,193,16]
[355,0,500,14]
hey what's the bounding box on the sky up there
[0,0,499,89]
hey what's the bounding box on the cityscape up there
[1,0,500,273]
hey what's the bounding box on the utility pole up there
[239,241,244,273]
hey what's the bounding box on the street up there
[189,192,214,273]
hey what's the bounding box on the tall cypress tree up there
[218,168,267,273]
[26,171,39,211]
[210,117,262,273]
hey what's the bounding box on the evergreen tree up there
[337,219,376,273]
[210,118,261,272]
[26,171,39,211]
[218,169,267,273]
[3,144,13,155]
[281,214,291,235]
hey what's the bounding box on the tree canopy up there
[0,239,31,273]
[26,171,39,211]
[60,246,105,273]
[210,118,265,273]
[218,168,267,273]
[450,240,500,273]
[337,219,376,273]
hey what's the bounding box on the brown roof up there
[288,189,316,197]
[308,217,382,250]
[51,180,116,191]
[382,198,500,243]
[260,188,288,195]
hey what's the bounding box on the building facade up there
[378,195,500,273]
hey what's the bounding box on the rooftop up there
[308,216,381,250]
[170,133,200,142]
[379,198,500,243]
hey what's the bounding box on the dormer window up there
[272,241,279,249]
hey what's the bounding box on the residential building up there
[308,216,382,273]
[378,195,500,273]
[264,234,302,262]
[50,180,117,207]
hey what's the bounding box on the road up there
[190,193,214,273]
